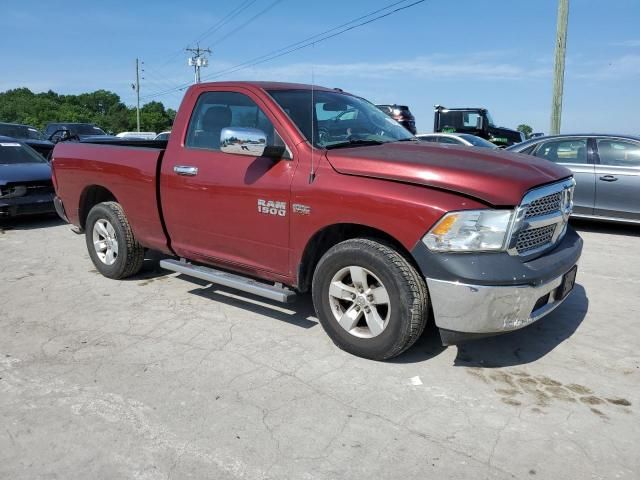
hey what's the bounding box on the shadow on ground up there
[155,268,589,365]
[189,284,318,329]
[393,284,589,366]
[0,214,63,232]
[450,284,589,368]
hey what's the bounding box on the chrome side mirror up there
[220,127,285,159]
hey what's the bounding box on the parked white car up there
[416,133,499,149]
[155,131,171,141]
[116,131,157,140]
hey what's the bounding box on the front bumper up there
[0,193,55,217]
[412,226,583,344]
[427,268,572,337]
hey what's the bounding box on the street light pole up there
[135,58,141,132]
[550,0,570,135]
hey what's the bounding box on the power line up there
[148,0,258,76]
[209,0,284,49]
[204,0,426,81]
[140,0,424,101]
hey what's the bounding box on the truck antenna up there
[309,46,316,184]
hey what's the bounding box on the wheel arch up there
[296,223,418,293]
[78,185,119,229]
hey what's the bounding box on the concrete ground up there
[0,216,638,480]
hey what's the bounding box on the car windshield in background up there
[0,141,47,164]
[268,89,414,149]
[48,124,106,136]
[71,125,107,136]
[458,134,498,148]
[0,124,46,140]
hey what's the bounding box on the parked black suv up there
[0,122,54,159]
[44,123,108,141]
[376,104,417,134]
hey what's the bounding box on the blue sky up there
[1,0,639,134]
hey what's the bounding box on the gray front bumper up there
[0,193,55,217]
[426,267,573,334]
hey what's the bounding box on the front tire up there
[85,201,144,279]
[312,239,429,360]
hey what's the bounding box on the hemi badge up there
[292,204,311,215]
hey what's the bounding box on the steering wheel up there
[49,129,79,143]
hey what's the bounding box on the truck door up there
[160,89,296,276]
[593,137,640,221]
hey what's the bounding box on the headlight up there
[423,209,514,252]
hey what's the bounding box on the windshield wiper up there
[394,137,419,142]
[324,139,387,150]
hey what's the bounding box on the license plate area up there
[557,265,578,300]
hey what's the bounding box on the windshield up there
[48,124,106,136]
[268,89,414,148]
[485,111,495,127]
[70,124,106,136]
[0,141,47,164]
[458,134,498,148]
[0,124,46,140]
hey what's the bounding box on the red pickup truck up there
[51,81,582,360]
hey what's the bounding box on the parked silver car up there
[417,133,499,149]
[507,134,640,223]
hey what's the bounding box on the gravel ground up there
[0,215,638,480]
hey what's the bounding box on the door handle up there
[599,175,618,182]
[174,165,198,176]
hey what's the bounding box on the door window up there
[534,138,588,164]
[463,112,482,129]
[186,91,276,150]
[596,139,640,167]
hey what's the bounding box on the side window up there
[418,136,438,143]
[519,144,537,155]
[438,136,461,145]
[463,112,482,128]
[186,91,276,151]
[596,139,640,167]
[534,138,588,164]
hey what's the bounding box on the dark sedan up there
[507,134,640,224]
[0,136,56,218]
[0,122,54,159]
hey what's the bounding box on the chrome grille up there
[507,178,575,257]
[516,224,557,254]
[525,192,562,219]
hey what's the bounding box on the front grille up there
[25,183,55,196]
[516,224,557,254]
[1,181,53,198]
[525,192,562,218]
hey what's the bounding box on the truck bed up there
[51,141,169,252]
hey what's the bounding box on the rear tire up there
[312,238,429,360]
[85,201,144,279]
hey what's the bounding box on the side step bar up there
[159,259,297,303]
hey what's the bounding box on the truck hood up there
[325,142,571,206]
[0,162,52,185]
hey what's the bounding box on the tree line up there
[0,88,176,134]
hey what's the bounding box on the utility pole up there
[550,0,569,135]
[132,58,141,132]
[186,44,211,84]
